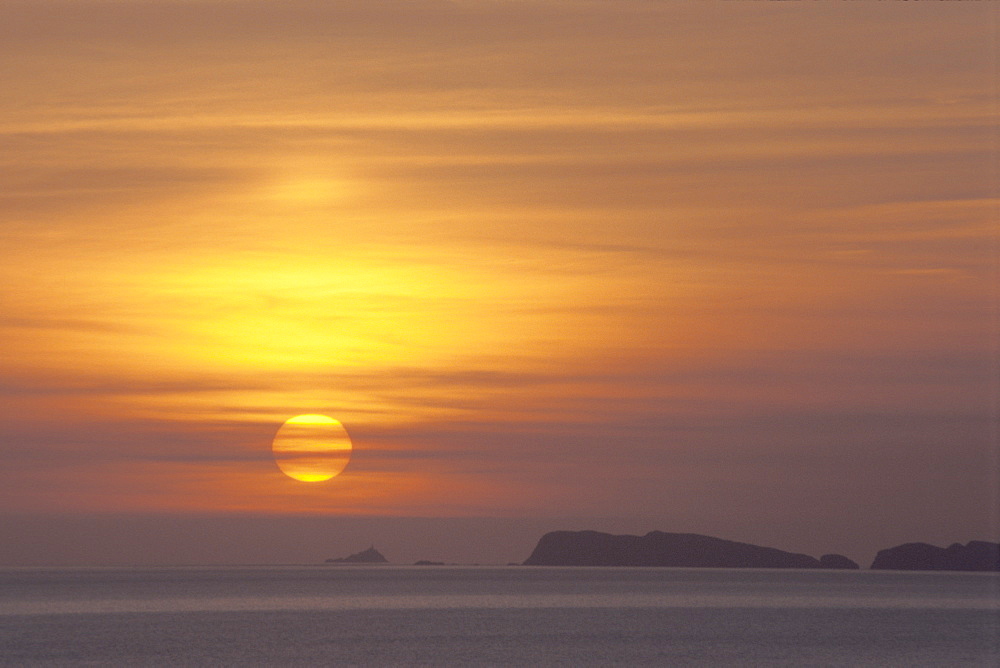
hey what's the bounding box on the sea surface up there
[1,565,997,666]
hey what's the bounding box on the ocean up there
[1,565,997,666]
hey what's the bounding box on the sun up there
[271,414,353,482]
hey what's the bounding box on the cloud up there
[0,0,995,562]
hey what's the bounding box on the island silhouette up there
[322,533,999,571]
[522,530,999,571]
[870,540,1000,571]
[522,530,857,569]
[325,546,388,564]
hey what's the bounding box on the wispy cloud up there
[0,0,995,562]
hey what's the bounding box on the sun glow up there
[271,414,352,482]
[266,175,352,205]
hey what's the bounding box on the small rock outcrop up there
[870,541,1000,571]
[818,554,859,569]
[325,546,388,564]
[523,530,824,568]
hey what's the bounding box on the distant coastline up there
[323,532,1000,572]
[870,541,1000,572]
[325,546,388,564]
[521,530,856,569]
[519,530,999,572]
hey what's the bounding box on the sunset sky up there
[1,1,996,567]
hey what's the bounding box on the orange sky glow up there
[0,1,996,565]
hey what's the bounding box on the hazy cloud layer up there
[0,0,995,565]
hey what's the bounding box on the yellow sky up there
[0,1,996,563]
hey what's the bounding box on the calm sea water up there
[1,566,997,666]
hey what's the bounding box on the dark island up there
[870,541,1000,571]
[325,546,388,564]
[819,553,860,570]
[523,530,857,569]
